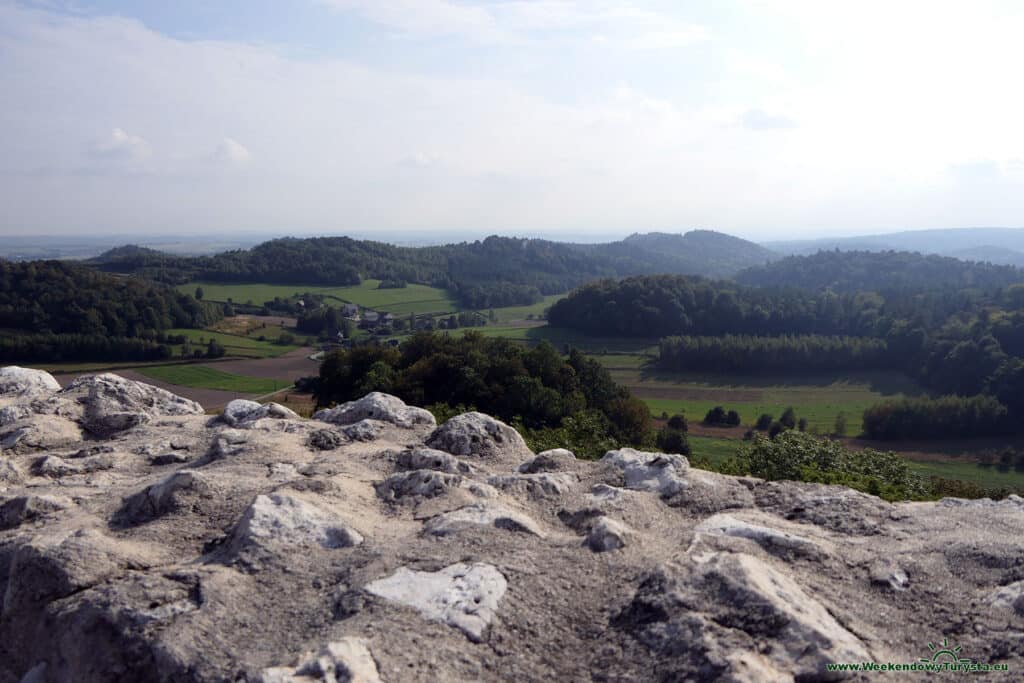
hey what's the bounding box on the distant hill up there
[90,244,168,263]
[946,245,1024,268]
[766,227,1024,256]
[92,231,776,308]
[736,249,1024,293]
[590,230,776,279]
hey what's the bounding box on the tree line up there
[658,334,891,373]
[314,332,652,450]
[0,260,220,362]
[91,231,776,309]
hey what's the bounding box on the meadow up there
[135,365,286,394]
[180,280,458,315]
[165,328,302,358]
[596,354,924,434]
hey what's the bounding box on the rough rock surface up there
[1,370,1022,682]
[313,392,435,429]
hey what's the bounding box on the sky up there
[2,0,1024,241]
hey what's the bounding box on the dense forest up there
[658,334,891,373]
[0,260,220,362]
[92,231,776,308]
[735,249,1024,293]
[315,332,652,452]
[548,268,1024,434]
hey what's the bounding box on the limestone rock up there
[314,392,435,429]
[230,493,363,553]
[259,638,382,683]
[517,448,577,473]
[222,400,300,428]
[988,581,1024,615]
[487,472,578,497]
[0,404,33,426]
[0,494,71,531]
[424,502,543,537]
[601,448,689,497]
[307,428,348,451]
[397,447,474,474]
[0,367,60,397]
[869,560,910,591]
[118,469,211,523]
[365,562,507,642]
[0,415,82,453]
[376,469,463,502]
[586,517,632,552]
[63,373,203,436]
[426,412,531,461]
[616,553,869,681]
[692,513,820,557]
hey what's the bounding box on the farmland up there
[180,280,458,315]
[597,354,924,435]
[165,328,300,358]
[135,365,287,394]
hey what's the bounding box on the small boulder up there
[0,404,33,426]
[230,493,363,553]
[63,373,203,437]
[376,470,463,502]
[601,448,689,497]
[426,412,531,461]
[988,580,1024,615]
[869,560,910,591]
[221,400,300,428]
[0,494,71,531]
[424,502,543,537]
[487,472,578,498]
[693,514,820,558]
[586,517,632,552]
[307,429,348,451]
[119,470,211,523]
[518,448,577,474]
[364,562,507,642]
[0,366,60,397]
[259,638,382,683]
[313,392,435,429]
[398,447,474,474]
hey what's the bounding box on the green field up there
[688,435,743,466]
[166,328,299,358]
[601,356,924,435]
[181,280,458,315]
[135,365,286,394]
[686,435,1024,493]
[490,294,566,322]
[451,323,660,353]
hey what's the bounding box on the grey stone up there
[424,502,543,537]
[601,448,689,497]
[426,412,531,461]
[365,562,507,642]
[314,392,435,428]
[0,367,60,397]
[230,493,363,552]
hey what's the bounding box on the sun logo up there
[920,638,972,665]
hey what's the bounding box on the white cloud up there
[89,127,151,160]
[317,0,707,49]
[213,138,252,165]
[741,109,797,131]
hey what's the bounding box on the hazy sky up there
[2,0,1024,240]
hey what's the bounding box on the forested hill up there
[0,260,220,362]
[91,231,776,308]
[735,250,1024,293]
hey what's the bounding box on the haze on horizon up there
[2,0,1023,241]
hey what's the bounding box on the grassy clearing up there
[906,460,1024,490]
[489,294,566,322]
[181,280,458,315]
[688,435,743,467]
[607,361,923,434]
[166,328,299,358]
[450,323,660,353]
[135,365,286,394]
[686,435,1024,493]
